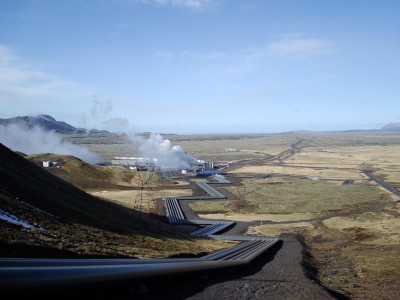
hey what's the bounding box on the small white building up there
[225,148,239,152]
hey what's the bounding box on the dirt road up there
[130,235,340,300]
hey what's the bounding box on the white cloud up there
[121,0,218,10]
[0,44,91,110]
[268,37,333,60]
[180,50,232,61]
[154,50,174,60]
[154,47,268,81]
[153,36,333,84]
[155,35,333,67]
[160,0,217,10]
[159,48,265,68]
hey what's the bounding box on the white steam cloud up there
[0,123,102,164]
[132,133,202,170]
[79,98,132,132]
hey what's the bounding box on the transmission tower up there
[134,170,156,217]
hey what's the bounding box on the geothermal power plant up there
[110,156,221,177]
[109,133,226,177]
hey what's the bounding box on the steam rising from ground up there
[133,133,202,170]
[80,99,132,132]
[0,123,102,164]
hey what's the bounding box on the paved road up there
[362,170,400,196]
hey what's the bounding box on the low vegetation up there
[27,153,170,190]
[3,131,400,298]
[187,132,400,299]
[248,204,400,299]
[190,177,391,217]
[0,143,232,258]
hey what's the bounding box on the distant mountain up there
[381,123,400,131]
[0,114,108,134]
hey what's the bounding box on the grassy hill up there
[27,153,170,190]
[27,153,135,190]
[0,143,228,258]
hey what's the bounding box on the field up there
[63,132,298,163]
[181,132,400,299]
[59,131,400,298]
[90,187,193,211]
[192,177,393,220]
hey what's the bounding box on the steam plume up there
[0,123,102,164]
[132,133,203,170]
[79,98,132,132]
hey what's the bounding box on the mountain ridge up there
[381,123,400,131]
[0,114,109,134]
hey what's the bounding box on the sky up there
[0,0,399,134]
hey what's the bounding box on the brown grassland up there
[175,131,400,299]
[23,131,400,298]
[0,145,233,260]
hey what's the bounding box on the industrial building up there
[111,157,221,177]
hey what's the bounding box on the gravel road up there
[130,235,340,300]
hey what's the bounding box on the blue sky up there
[0,0,399,133]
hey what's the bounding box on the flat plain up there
[66,131,400,299]
[184,132,400,299]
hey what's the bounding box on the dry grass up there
[185,134,400,299]
[90,188,193,210]
[231,164,362,179]
[285,145,400,185]
[62,132,400,297]
[246,202,400,298]
[167,134,296,160]
[247,222,315,237]
[198,212,317,222]
[191,177,392,216]
[70,133,299,163]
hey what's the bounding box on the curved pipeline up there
[0,175,279,293]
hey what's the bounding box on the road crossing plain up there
[47,131,400,298]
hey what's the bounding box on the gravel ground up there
[9,235,342,300]
[125,235,341,300]
[148,180,341,299]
